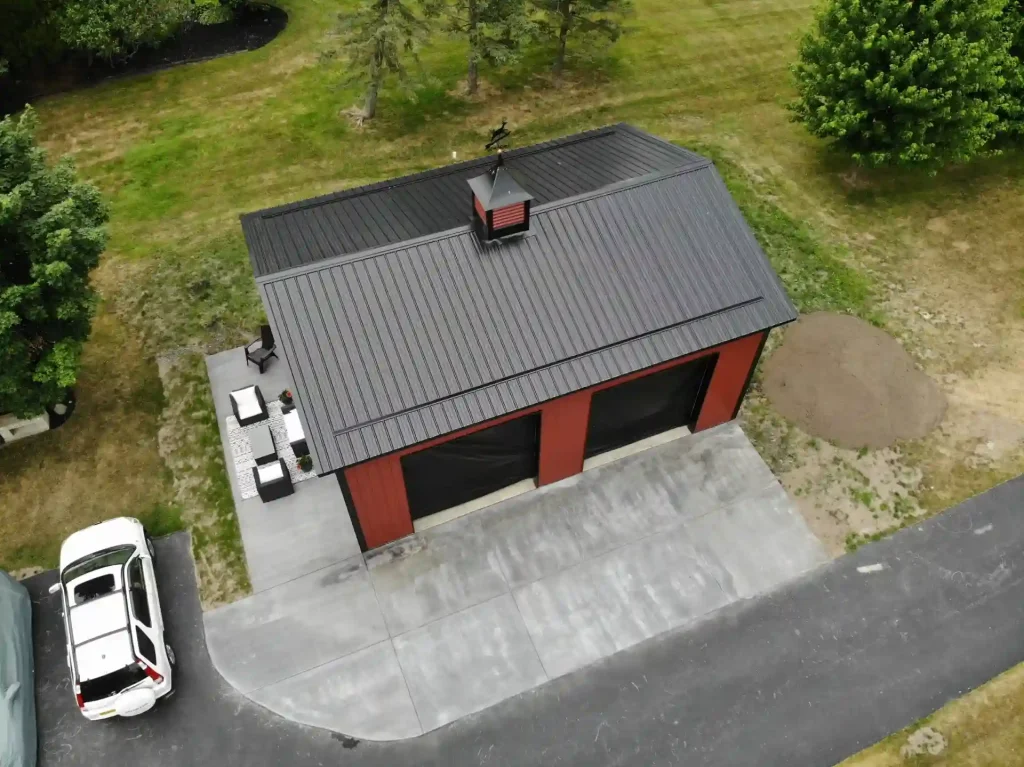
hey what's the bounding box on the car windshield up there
[61,546,135,586]
[79,664,147,703]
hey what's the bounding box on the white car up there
[48,518,174,719]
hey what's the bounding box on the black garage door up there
[402,414,541,520]
[584,356,717,459]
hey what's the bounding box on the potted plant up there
[298,454,313,472]
[279,389,294,406]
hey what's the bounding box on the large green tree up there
[0,0,63,74]
[0,108,108,418]
[328,0,427,120]
[532,0,633,74]
[791,0,1011,169]
[56,0,191,62]
[999,0,1024,140]
[427,0,533,95]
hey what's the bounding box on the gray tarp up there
[0,572,36,767]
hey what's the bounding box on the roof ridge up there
[248,125,626,221]
[254,160,716,285]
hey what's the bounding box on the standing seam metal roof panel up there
[241,124,706,277]
[256,160,797,471]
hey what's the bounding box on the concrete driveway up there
[204,422,827,739]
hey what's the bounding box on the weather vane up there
[485,119,511,151]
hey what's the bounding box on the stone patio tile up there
[366,519,510,637]
[204,556,387,693]
[393,593,547,732]
[249,640,422,741]
[514,524,731,679]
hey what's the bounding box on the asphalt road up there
[29,474,1024,767]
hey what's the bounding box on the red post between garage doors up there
[343,330,768,550]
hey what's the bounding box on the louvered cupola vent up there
[467,153,534,243]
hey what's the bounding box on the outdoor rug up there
[227,401,316,499]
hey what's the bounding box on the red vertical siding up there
[344,455,413,549]
[694,331,766,431]
[474,196,487,222]
[538,391,592,486]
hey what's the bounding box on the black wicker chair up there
[230,385,269,426]
[253,459,294,502]
[245,325,278,373]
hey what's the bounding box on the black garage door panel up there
[584,356,716,459]
[402,414,541,520]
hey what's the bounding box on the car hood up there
[60,518,144,570]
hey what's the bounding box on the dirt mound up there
[762,313,946,449]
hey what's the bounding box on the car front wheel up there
[146,536,156,559]
[165,643,176,666]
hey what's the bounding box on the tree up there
[426,0,533,95]
[0,108,108,418]
[532,0,633,75]
[998,0,1024,140]
[0,0,63,74]
[791,0,1012,169]
[329,0,427,120]
[57,0,191,62]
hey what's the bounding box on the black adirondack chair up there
[245,325,278,373]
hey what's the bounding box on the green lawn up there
[1,0,1021,606]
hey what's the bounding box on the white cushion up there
[257,462,284,483]
[232,386,263,420]
[283,410,304,442]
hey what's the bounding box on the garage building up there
[241,124,797,551]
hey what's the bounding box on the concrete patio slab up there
[207,348,358,591]
[513,524,732,679]
[205,421,829,740]
[249,640,421,741]
[480,489,583,589]
[686,484,829,599]
[205,556,387,693]
[366,517,510,637]
[236,479,361,592]
[393,593,547,731]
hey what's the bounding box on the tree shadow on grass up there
[808,142,1024,214]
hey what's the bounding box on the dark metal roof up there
[255,154,798,472]
[241,124,704,277]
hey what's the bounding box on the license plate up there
[99,709,116,716]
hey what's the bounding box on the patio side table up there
[250,423,278,466]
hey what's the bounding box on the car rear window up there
[73,574,116,604]
[80,664,147,703]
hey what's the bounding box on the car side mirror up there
[48,582,61,595]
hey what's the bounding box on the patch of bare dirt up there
[762,312,947,449]
[781,435,923,555]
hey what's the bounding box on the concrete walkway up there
[203,418,827,739]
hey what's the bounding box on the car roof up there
[69,591,128,646]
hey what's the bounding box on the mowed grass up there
[1,0,1020,607]
[839,662,1024,766]
[0,305,181,575]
